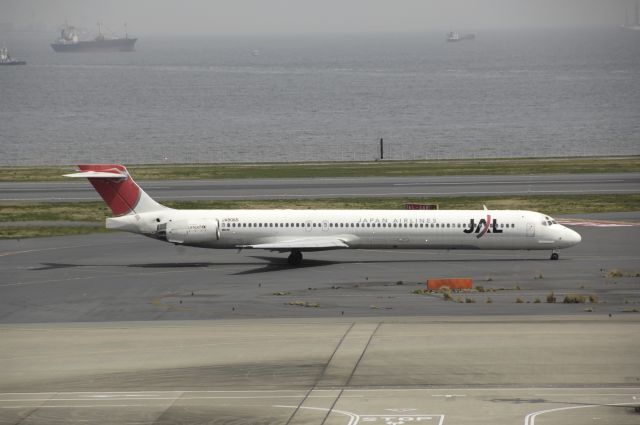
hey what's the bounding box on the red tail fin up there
[76,164,140,216]
[65,164,166,216]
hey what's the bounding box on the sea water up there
[1,29,639,165]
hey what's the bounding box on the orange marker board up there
[427,278,473,290]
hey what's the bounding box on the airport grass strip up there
[2,194,639,239]
[1,156,639,182]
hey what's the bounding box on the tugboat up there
[51,22,137,52]
[446,31,461,42]
[446,31,476,42]
[0,46,26,65]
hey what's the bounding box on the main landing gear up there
[550,251,559,261]
[288,250,303,266]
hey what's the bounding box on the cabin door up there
[526,223,535,237]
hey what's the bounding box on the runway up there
[1,173,639,202]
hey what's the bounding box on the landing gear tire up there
[288,250,303,266]
[550,252,559,261]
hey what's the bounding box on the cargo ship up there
[51,22,137,52]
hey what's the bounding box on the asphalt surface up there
[1,173,639,202]
[1,318,639,425]
[1,218,638,322]
[1,214,639,424]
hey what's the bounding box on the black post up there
[380,138,384,160]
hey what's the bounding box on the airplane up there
[65,164,582,265]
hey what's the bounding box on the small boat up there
[0,46,26,65]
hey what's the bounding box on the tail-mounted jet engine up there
[157,219,220,244]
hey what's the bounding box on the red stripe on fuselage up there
[78,164,140,216]
[476,214,491,239]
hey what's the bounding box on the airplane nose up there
[564,227,581,246]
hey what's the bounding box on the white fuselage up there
[107,208,581,252]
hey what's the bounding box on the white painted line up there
[0,395,340,403]
[432,394,466,398]
[393,179,625,186]
[524,402,639,425]
[533,393,640,397]
[1,387,638,398]
[0,404,170,409]
[0,241,135,258]
[0,389,324,395]
[275,404,359,425]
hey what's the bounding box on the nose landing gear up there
[288,250,303,266]
[550,251,559,260]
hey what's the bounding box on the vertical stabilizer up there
[64,164,168,216]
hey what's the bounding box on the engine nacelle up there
[163,218,219,245]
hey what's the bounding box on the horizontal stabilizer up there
[238,237,350,252]
[63,170,127,179]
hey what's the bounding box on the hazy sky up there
[2,0,635,35]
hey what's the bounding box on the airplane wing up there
[237,237,351,252]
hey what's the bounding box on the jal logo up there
[463,215,503,238]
